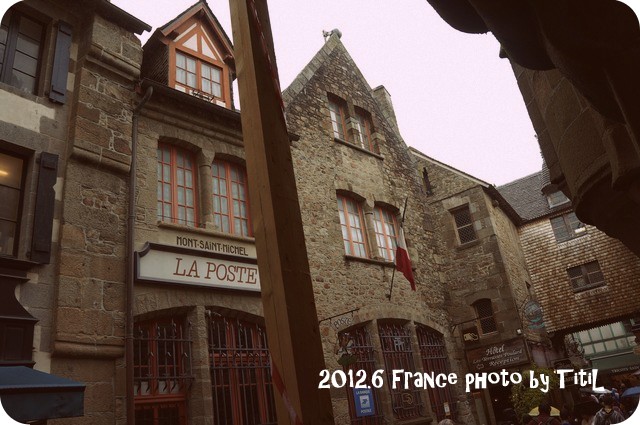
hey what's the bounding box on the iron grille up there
[474,300,497,334]
[207,314,276,425]
[416,325,456,421]
[133,318,193,398]
[341,326,384,425]
[453,207,477,244]
[378,322,423,420]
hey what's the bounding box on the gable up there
[169,17,228,64]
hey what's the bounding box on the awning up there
[0,366,85,422]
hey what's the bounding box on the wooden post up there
[228,0,334,423]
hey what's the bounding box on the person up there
[528,402,561,425]
[593,395,625,425]
[560,407,572,425]
[438,420,456,425]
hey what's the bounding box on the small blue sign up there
[353,387,375,417]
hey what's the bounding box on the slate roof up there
[497,171,571,222]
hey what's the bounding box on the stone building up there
[410,150,550,425]
[0,0,149,422]
[423,1,640,258]
[498,169,640,388]
[2,1,638,425]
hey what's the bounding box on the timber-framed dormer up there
[142,1,234,108]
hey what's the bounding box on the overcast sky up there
[3,0,637,185]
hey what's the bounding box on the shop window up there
[567,261,606,293]
[473,299,497,335]
[133,318,193,425]
[339,326,384,424]
[416,325,456,421]
[0,151,25,257]
[550,211,586,242]
[328,95,348,141]
[175,50,223,103]
[207,314,276,425]
[452,206,477,244]
[157,144,198,227]
[378,322,423,420]
[337,194,368,258]
[212,160,251,237]
[373,206,398,261]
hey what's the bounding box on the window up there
[550,212,585,242]
[212,160,251,237]
[329,96,348,141]
[378,322,423,420]
[0,9,44,94]
[452,206,477,244]
[416,325,456,421]
[575,320,636,357]
[353,109,375,152]
[567,261,606,293]
[473,299,497,335]
[340,326,383,425]
[373,206,398,261]
[547,190,570,208]
[337,195,368,258]
[175,51,223,102]
[134,318,193,425]
[207,314,276,425]
[157,144,198,226]
[0,151,25,256]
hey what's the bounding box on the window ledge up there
[333,137,384,160]
[456,239,480,250]
[157,221,255,244]
[344,255,394,267]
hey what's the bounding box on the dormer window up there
[175,51,223,102]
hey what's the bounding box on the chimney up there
[372,85,399,134]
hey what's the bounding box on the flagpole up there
[387,197,409,300]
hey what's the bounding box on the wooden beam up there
[228,0,334,423]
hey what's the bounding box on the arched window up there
[373,206,398,261]
[328,95,348,141]
[337,194,368,258]
[211,160,252,237]
[157,144,198,226]
[207,314,276,424]
[339,326,384,424]
[473,299,497,335]
[416,325,456,421]
[134,317,193,425]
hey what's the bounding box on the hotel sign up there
[466,338,529,372]
[136,242,260,292]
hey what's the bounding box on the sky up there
[3,0,635,186]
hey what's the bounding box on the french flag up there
[395,227,415,291]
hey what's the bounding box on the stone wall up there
[284,35,453,424]
[51,8,144,425]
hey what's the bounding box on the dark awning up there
[0,366,85,422]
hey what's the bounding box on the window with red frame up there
[373,206,398,261]
[175,51,223,102]
[416,325,456,421]
[378,322,423,420]
[337,194,368,258]
[353,109,375,152]
[211,160,252,237]
[133,318,193,425]
[329,96,348,141]
[207,313,276,425]
[340,326,384,425]
[157,144,198,226]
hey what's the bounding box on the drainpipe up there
[127,86,153,425]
